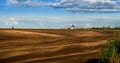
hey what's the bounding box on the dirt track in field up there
[0,29,119,63]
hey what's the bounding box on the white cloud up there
[6,0,120,13]
[85,24,94,27]
[86,24,91,27]
[5,18,18,25]
[38,22,43,25]
[7,0,19,6]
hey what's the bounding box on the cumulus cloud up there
[6,0,120,12]
[5,18,18,25]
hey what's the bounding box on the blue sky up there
[0,0,120,28]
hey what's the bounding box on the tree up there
[11,27,14,29]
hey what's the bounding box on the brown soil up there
[0,29,119,63]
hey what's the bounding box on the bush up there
[100,33,120,63]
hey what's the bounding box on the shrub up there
[100,33,120,63]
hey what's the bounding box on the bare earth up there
[0,29,119,63]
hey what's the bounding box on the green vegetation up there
[90,27,120,30]
[100,33,120,63]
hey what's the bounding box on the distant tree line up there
[70,26,120,30]
[66,25,120,30]
[89,26,120,30]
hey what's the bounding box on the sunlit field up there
[0,29,119,63]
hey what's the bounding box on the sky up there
[0,0,120,28]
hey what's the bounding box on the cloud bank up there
[5,18,18,25]
[6,0,120,13]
